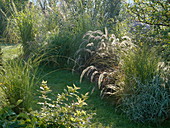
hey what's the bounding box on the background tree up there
[128,0,170,27]
[127,0,170,41]
[127,0,170,61]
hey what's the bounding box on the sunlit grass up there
[1,43,22,61]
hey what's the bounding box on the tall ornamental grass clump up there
[0,57,40,114]
[120,47,170,124]
[122,47,160,93]
[44,8,101,67]
[75,28,135,99]
[0,0,28,37]
[45,31,82,67]
[8,7,40,59]
[15,10,35,58]
[5,2,45,59]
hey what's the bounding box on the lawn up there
[1,44,170,128]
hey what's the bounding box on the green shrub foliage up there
[34,81,94,127]
[0,81,95,128]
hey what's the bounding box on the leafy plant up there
[128,0,169,27]
[0,106,21,128]
[34,81,94,127]
[121,75,170,124]
[127,0,170,58]
[0,81,95,128]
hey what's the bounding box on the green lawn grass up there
[1,44,170,128]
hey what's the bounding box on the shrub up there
[0,81,95,128]
[121,76,170,124]
[34,81,94,127]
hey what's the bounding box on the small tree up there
[127,0,170,60]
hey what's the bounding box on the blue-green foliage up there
[120,47,170,123]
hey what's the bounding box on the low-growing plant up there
[121,75,170,124]
[34,81,94,127]
[0,106,20,128]
[0,81,95,128]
